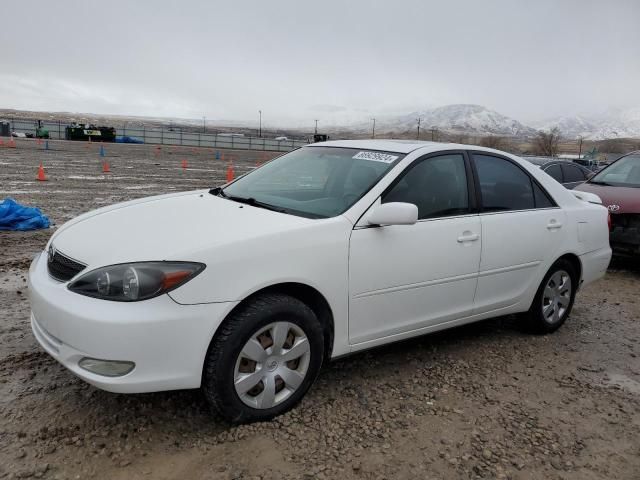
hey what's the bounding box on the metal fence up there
[4,118,309,152]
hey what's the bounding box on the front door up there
[348,152,482,345]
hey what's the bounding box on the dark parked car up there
[575,151,640,258]
[523,158,593,189]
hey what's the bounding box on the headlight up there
[68,262,205,301]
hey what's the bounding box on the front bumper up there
[609,213,640,257]
[610,230,640,257]
[28,252,238,393]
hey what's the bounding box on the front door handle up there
[547,220,563,230]
[457,232,480,243]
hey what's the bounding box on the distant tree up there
[533,128,561,156]
[480,135,509,151]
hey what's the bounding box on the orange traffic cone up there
[226,163,235,183]
[8,137,16,148]
[181,159,187,170]
[36,163,47,181]
[102,161,110,173]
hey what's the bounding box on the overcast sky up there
[1,0,638,127]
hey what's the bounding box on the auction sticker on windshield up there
[352,151,399,163]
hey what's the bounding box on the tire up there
[203,293,324,423]
[523,259,578,334]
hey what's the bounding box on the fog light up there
[78,357,135,377]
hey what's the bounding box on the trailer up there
[65,123,116,142]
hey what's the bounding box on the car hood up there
[574,183,640,214]
[49,190,316,267]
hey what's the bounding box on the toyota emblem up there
[607,204,620,212]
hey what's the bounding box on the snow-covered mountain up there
[531,115,596,138]
[348,104,536,137]
[342,104,640,140]
[397,104,535,136]
[586,107,640,140]
[532,108,640,140]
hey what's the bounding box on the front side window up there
[474,154,535,212]
[221,147,403,218]
[382,154,469,219]
[590,154,640,188]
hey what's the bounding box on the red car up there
[575,151,640,257]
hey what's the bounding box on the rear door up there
[470,152,565,313]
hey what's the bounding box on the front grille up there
[610,213,640,230]
[610,213,640,253]
[47,248,86,282]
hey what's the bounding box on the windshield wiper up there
[589,180,612,186]
[230,196,289,213]
[210,187,287,213]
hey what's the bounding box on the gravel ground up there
[1,139,639,480]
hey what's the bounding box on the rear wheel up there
[203,293,324,423]
[524,259,577,334]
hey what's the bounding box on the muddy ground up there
[0,139,639,480]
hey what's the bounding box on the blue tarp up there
[116,136,144,144]
[0,198,50,231]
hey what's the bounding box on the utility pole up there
[314,119,319,135]
[371,118,376,139]
[417,118,422,140]
[258,110,262,138]
[431,126,438,142]
[577,136,583,159]
[202,116,206,134]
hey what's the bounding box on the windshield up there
[590,154,640,188]
[220,146,403,218]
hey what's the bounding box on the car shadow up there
[55,314,525,435]
[608,256,640,275]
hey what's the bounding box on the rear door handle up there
[547,220,563,230]
[457,233,480,243]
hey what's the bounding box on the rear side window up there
[561,164,586,183]
[474,154,535,212]
[533,182,554,208]
[544,164,563,183]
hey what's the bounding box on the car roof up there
[306,139,498,155]
[521,156,557,166]
[521,157,592,171]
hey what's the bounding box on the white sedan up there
[29,140,611,422]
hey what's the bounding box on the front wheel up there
[523,259,577,334]
[202,293,324,423]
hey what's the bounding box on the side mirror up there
[367,202,418,226]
